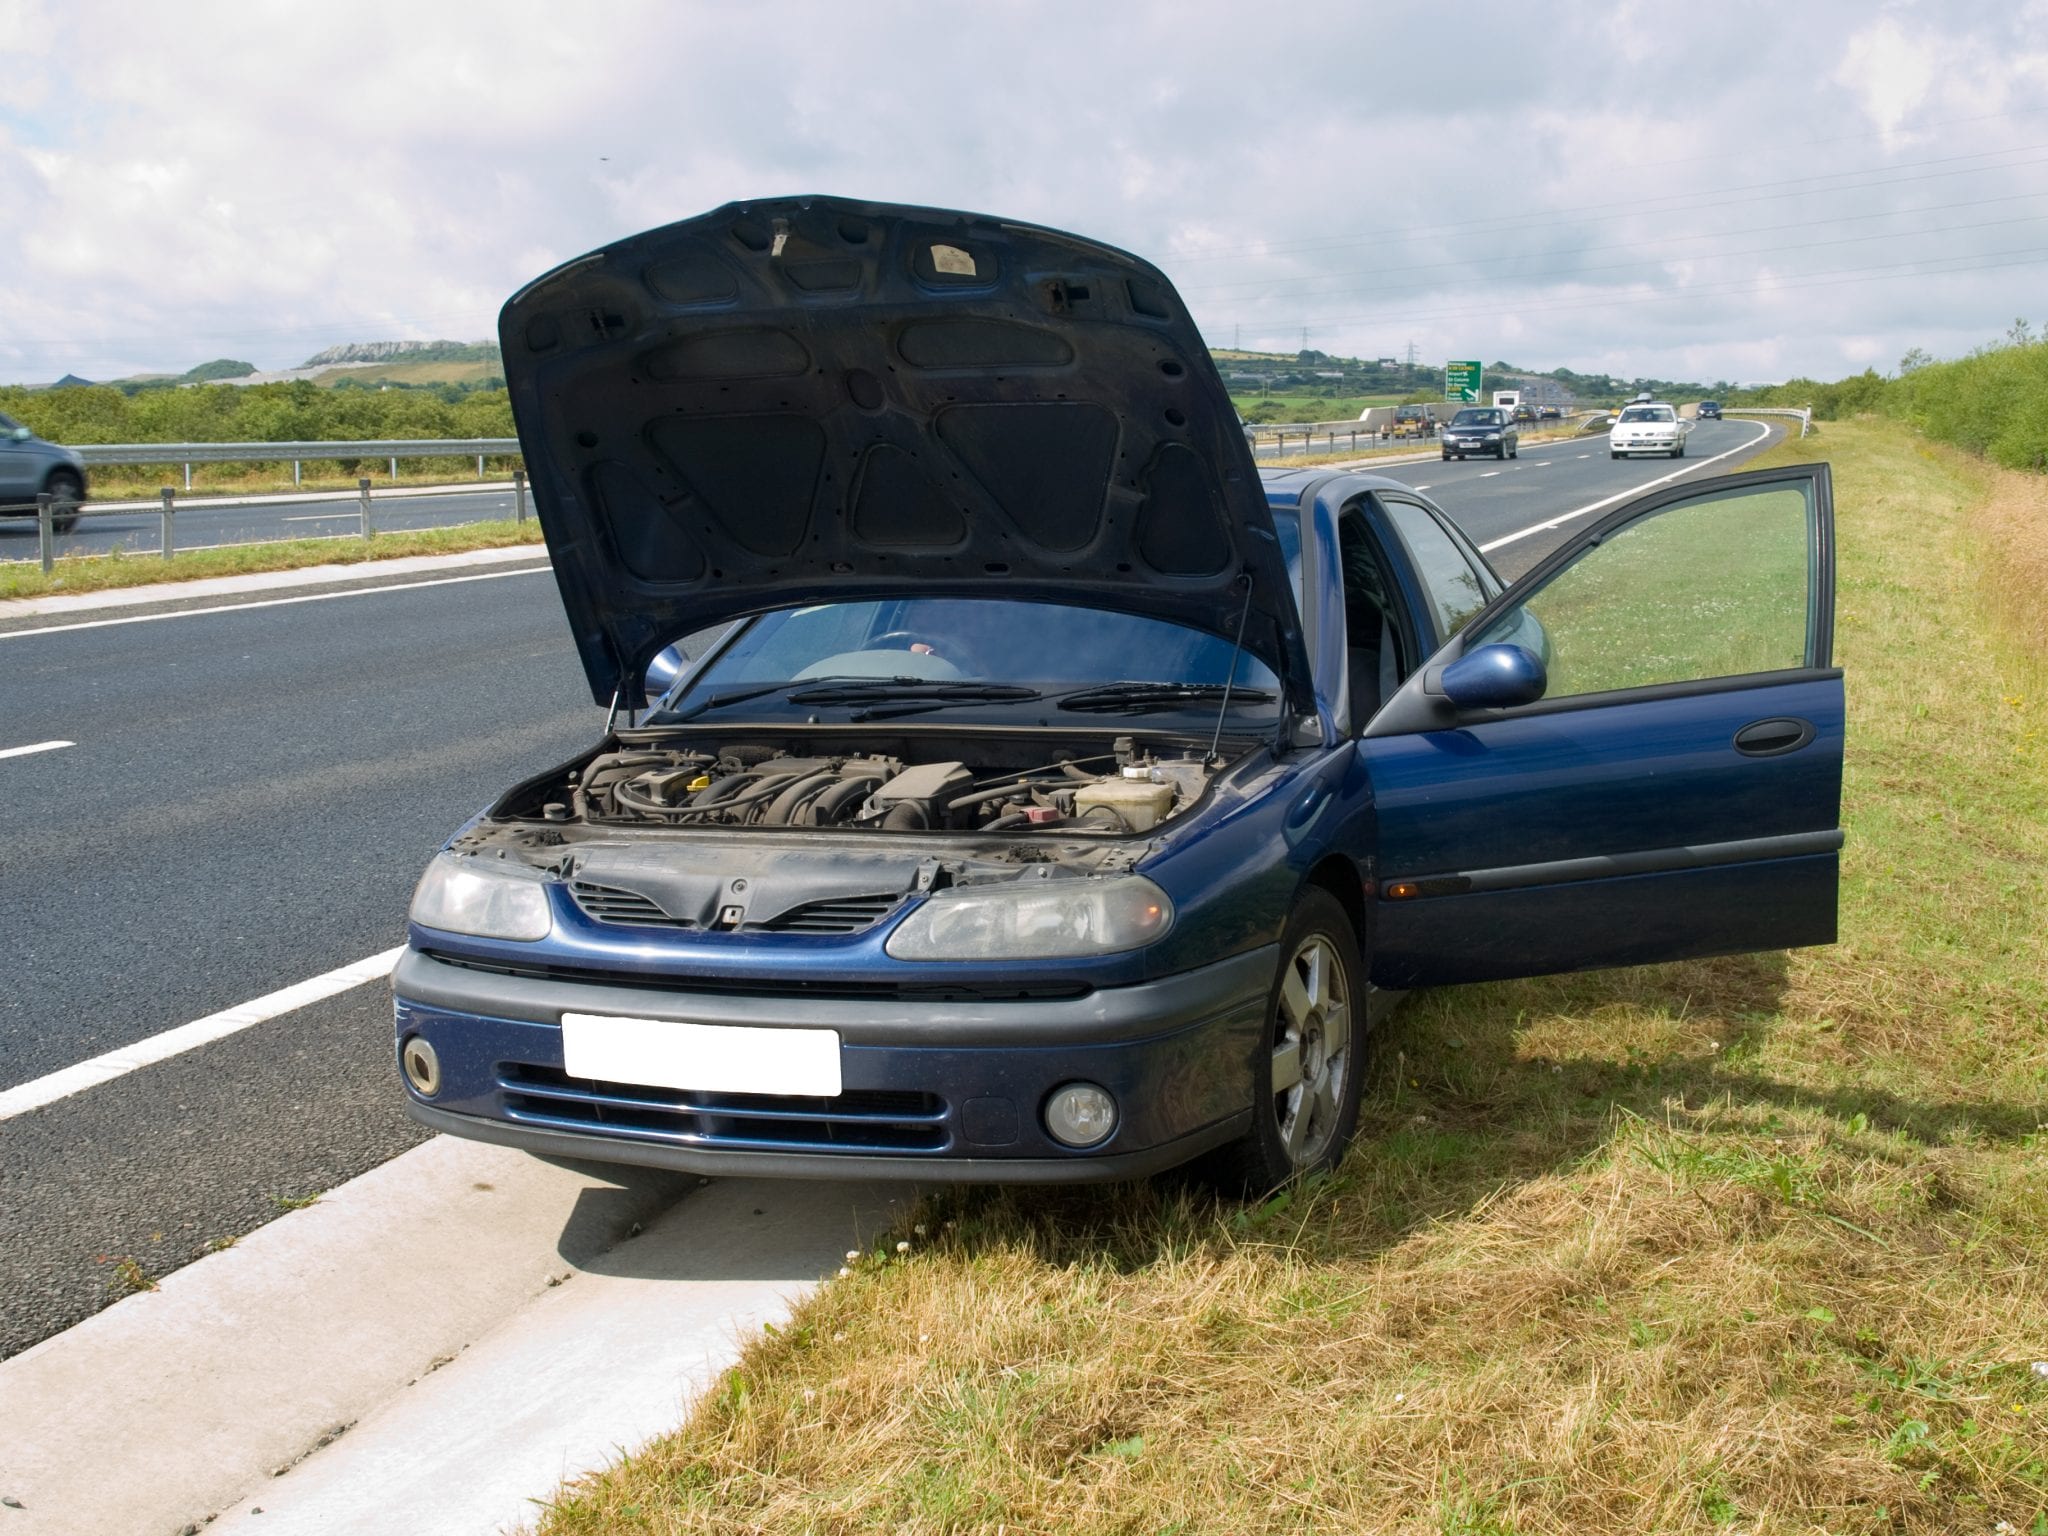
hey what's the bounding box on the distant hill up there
[182,358,256,382]
[299,340,499,368]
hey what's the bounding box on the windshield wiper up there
[785,680,1045,722]
[1055,682,1276,713]
[664,677,1041,723]
[784,680,1042,704]
[662,674,877,722]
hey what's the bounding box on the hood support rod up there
[1207,575,1255,765]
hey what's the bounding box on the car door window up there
[1466,478,1819,700]
[1378,497,1492,643]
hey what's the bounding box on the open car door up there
[1358,463,1841,987]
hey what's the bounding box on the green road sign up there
[1445,360,1483,403]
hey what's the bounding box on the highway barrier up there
[71,438,526,490]
[1,472,532,573]
[1721,406,1813,437]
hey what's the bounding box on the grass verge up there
[537,418,2048,1535]
[0,520,543,600]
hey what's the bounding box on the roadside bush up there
[1728,337,2048,473]
[0,380,516,448]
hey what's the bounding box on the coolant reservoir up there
[1074,776,1175,832]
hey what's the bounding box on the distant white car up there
[1609,402,1689,459]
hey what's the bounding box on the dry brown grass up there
[538,421,2048,1536]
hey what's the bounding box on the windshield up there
[1452,409,1503,427]
[1619,406,1674,423]
[666,597,1280,719]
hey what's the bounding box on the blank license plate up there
[560,1013,842,1097]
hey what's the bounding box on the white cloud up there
[1,0,2045,385]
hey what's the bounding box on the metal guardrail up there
[70,438,526,490]
[1719,406,1813,437]
[4,472,531,576]
[73,438,522,465]
[1248,411,1605,457]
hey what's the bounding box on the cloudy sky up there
[4,0,2046,387]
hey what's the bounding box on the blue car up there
[394,197,1842,1189]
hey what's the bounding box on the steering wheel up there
[869,629,946,655]
[868,628,996,677]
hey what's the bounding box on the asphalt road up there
[0,484,525,562]
[0,415,1781,1357]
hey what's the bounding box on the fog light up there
[400,1035,442,1098]
[1043,1082,1117,1148]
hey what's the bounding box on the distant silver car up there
[0,412,88,533]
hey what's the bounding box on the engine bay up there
[521,732,1221,837]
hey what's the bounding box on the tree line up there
[1730,326,2048,473]
[0,379,516,447]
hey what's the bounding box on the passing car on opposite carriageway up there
[0,412,88,533]
[392,196,1845,1190]
[1610,401,1690,458]
[1439,406,1518,460]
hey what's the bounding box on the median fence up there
[1,472,533,575]
[73,437,527,491]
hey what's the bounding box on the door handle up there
[1733,717,1815,757]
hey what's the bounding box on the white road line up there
[0,739,75,760]
[280,513,346,523]
[1479,471,1501,478]
[1534,460,1552,467]
[0,946,406,1122]
[0,564,552,640]
[1479,420,1774,554]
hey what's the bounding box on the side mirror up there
[1439,643,1546,709]
[8,426,31,442]
[640,642,687,705]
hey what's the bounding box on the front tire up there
[1199,887,1365,1194]
[1610,449,1621,460]
[45,470,84,534]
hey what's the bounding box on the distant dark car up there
[1440,406,1518,460]
[1538,405,1562,420]
[0,412,87,533]
[1698,401,1723,419]
[1511,404,1536,423]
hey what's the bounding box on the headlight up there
[409,852,552,941]
[1483,433,1500,441]
[884,875,1173,961]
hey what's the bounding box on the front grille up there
[500,1064,949,1153]
[757,894,901,933]
[569,880,692,928]
[569,883,900,936]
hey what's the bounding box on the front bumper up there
[392,944,1275,1182]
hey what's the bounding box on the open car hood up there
[499,196,1313,709]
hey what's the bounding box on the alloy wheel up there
[1269,932,1353,1168]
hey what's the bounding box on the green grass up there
[0,519,543,600]
[532,419,2048,1535]
[1493,482,1813,696]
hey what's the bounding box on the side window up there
[1378,497,1490,642]
[1467,478,1819,700]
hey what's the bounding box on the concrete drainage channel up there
[0,1134,913,1535]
